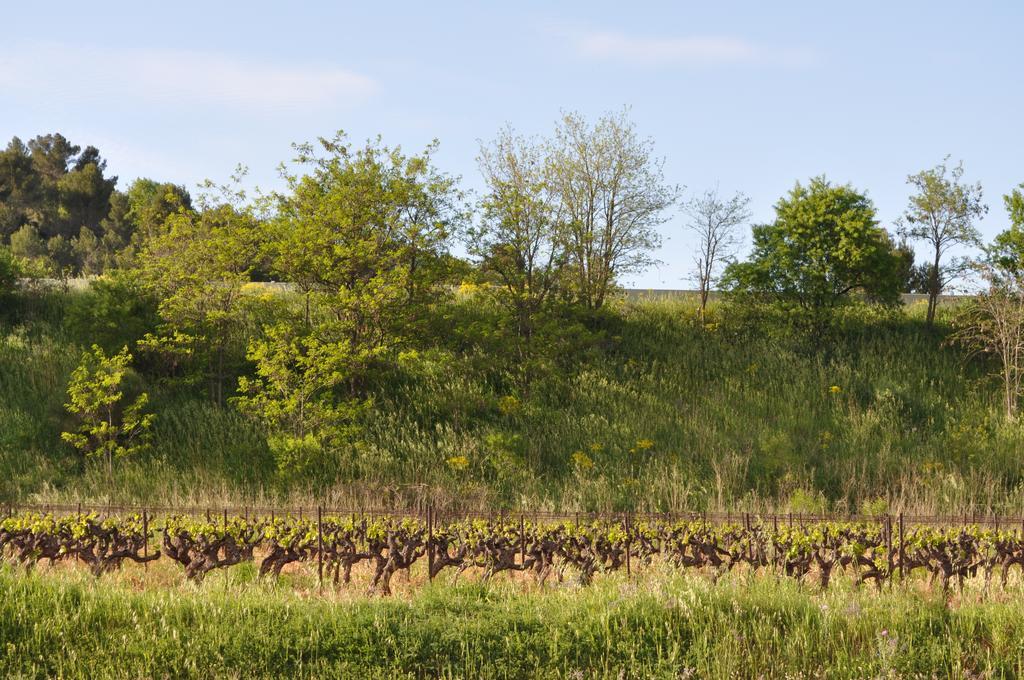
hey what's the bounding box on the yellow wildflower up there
[497,395,520,415]
[457,281,483,297]
[571,450,594,470]
[446,455,469,471]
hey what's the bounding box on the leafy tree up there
[1007,184,1024,229]
[0,246,19,299]
[234,325,370,478]
[61,345,154,479]
[25,133,117,242]
[0,137,42,239]
[470,126,567,346]
[8,224,46,261]
[67,272,160,353]
[139,179,261,404]
[0,133,119,274]
[724,177,902,335]
[46,234,76,275]
[680,188,750,321]
[72,225,106,275]
[984,185,1024,281]
[125,178,193,246]
[56,152,117,240]
[244,134,465,472]
[900,158,987,326]
[548,110,679,309]
[267,133,465,332]
[892,239,931,293]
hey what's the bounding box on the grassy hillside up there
[0,285,1019,513]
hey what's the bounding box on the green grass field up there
[2,563,1022,679]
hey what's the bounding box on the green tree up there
[234,325,370,478]
[0,133,119,274]
[72,225,105,275]
[985,185,1024,281]
[266,133,464,333]
[139,179,261,404]
[67,272,160,354]
[61,345,154,479]
[26,134,117,242]
[900,158,987,326]
[549,110,679,309]
[0,246,20,300]
[724,177,902,335]
[0,137,42,239]
[1007,184,1024,230]
[892,239,931,293]
[8,224,46,261]
[244,134,465,472]
[125,178,193,246]
[470,126,567,347]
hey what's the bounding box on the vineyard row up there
[3,510,1023,595]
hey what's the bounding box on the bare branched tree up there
[471,126,566,344]
[681,188,750,320]
[548,109,680,309]
[952,265,1024,420]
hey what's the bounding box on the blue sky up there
[2,1,1021,287]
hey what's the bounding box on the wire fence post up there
[519,513,526,567]
[142,509,149,572]
[317,505,324,592]
[898,512,905,583]
[885,514,893,585]
[427,504,434,583]
[625,512,632,577]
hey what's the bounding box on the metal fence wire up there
[4,502,1024,529]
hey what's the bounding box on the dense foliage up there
[5,288,1024,512]
[722,177,904,337]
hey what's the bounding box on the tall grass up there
[2,287,1022,514]
[2,566,1023,678]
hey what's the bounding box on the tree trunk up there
[699,279,709,324]
[926,251,941,327]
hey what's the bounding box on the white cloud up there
[570,30,814,68]
[0,43,377,113]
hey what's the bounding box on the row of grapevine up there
[2,510,1023,594]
